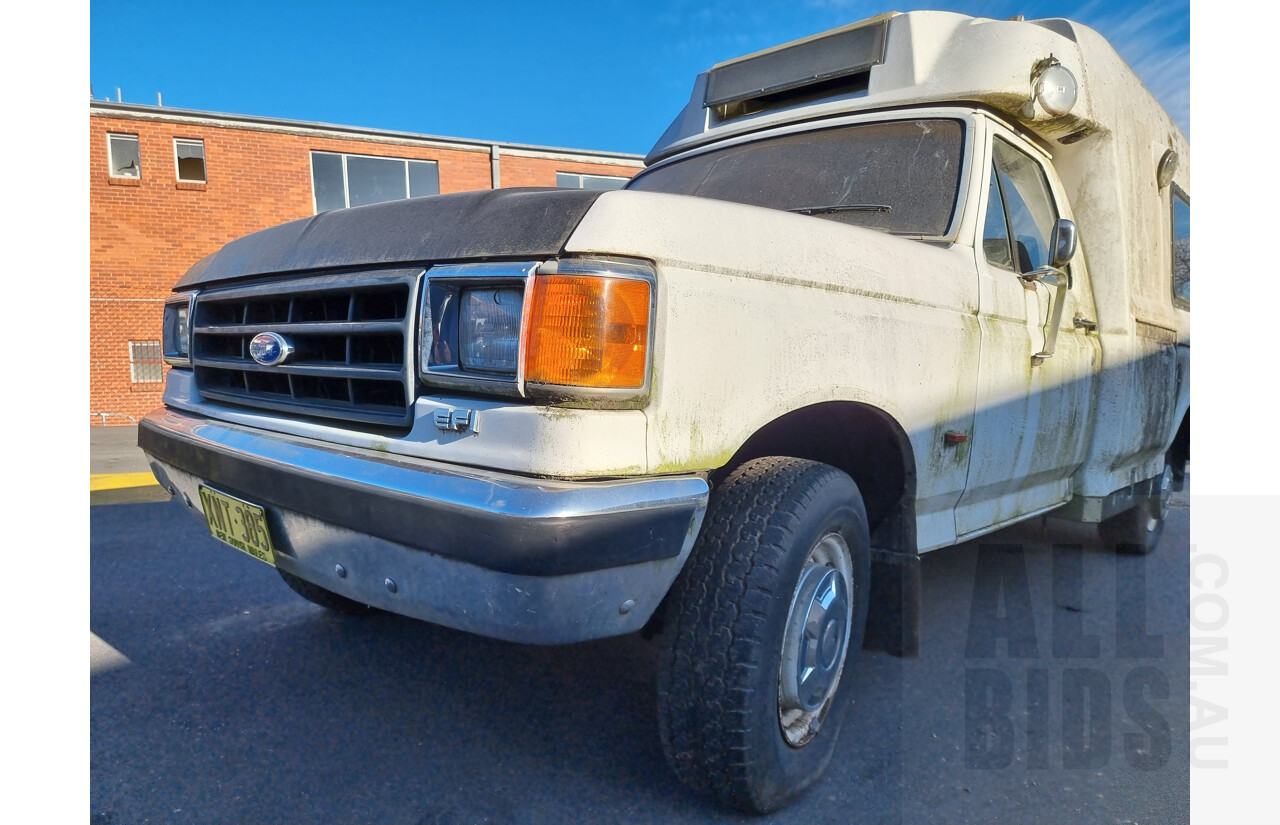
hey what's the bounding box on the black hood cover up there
[175,187,606,289]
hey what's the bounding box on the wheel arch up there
[710,400,918,554]
[708,400,921,658]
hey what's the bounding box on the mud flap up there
[861,547,921,658]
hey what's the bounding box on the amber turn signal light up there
[524,274,651,389]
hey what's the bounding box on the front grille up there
[191,269,421,428]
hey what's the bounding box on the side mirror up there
[1050,218,1077,268]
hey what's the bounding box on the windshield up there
[627,118,965,236]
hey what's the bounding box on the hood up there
[562,189,973,312]
[175,187,605,290]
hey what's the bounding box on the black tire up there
[1099,460,1174,555]
[277,568,375,615]
[657,456,871,813]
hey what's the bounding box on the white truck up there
[140,10,1190,813]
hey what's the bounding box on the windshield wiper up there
[787,204,891,215]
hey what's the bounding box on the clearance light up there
[524,273,651,390]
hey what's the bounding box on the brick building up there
[89,100,645,425]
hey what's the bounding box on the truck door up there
[954,125,1101,538]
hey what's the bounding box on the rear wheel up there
[277,568,375,615]
[1099,460,1174,555]
[657,457,871,813]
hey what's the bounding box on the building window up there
[174,138,206,183]
[108,134,141,178]
[556,172,628,190]
[129,341,164,383]
[1171,186,1190,308]
[310,151,440,212]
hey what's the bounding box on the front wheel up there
[657,457,871,813]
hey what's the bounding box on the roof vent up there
[704,16,890,117]
[712,72,871,121]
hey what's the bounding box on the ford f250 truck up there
[140,10,1190,813]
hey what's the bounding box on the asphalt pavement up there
[91,425,170,505]
[91,425,151,475]
[90,474,1190,825]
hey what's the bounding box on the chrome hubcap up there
[779,532,853,747]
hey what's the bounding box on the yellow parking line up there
[90,472,160,491]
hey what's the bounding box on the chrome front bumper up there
[139,408,709,644]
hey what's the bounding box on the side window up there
[990,138,1058,273]
[1172,187,1190,308]
[982,167,1013,269]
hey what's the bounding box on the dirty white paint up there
[90,632,132,676]
[164,370,649,478]
[564,7,1188,551]
[953,115,1102,537]
[1048,22,1191,499]
[566,181,983,552]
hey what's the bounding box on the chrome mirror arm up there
[1019,265,1066,285]
[1019,266,1069,364]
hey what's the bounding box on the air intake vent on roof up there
[712,72,872,121]
[704,16,890,111]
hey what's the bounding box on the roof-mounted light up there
[1022,56,1078,118]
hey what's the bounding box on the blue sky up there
[89,1,1189,155]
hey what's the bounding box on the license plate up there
[198,485,277,566]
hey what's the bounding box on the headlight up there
[459,287,522,375]
[163,293,195,366]
[418,258,655,401]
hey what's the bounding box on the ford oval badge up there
[249,332,293,366]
